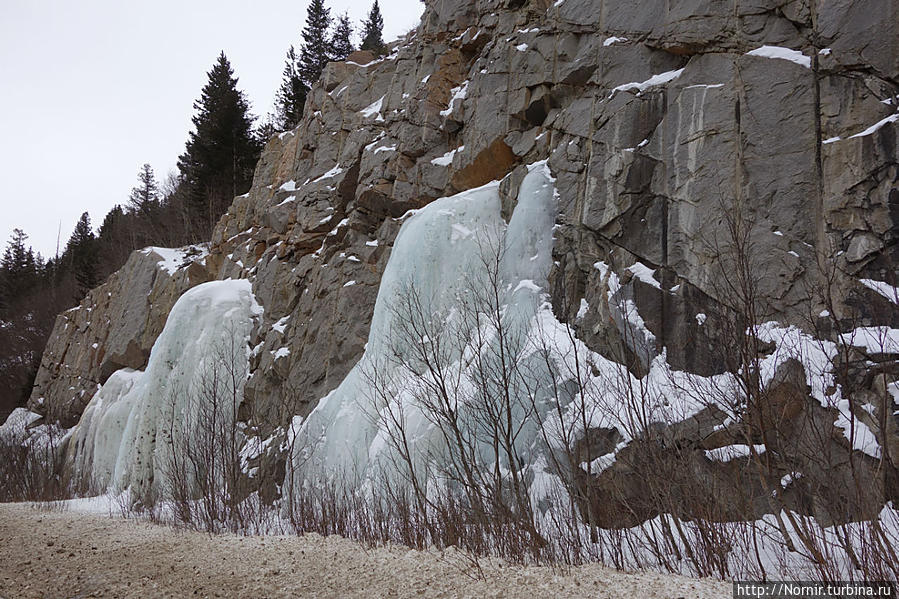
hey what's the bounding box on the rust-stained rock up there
[450,138,520,191]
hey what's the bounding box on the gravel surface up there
[0,502,730,598]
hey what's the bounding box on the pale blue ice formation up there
[67,279,262,500]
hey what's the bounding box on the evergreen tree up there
[0,229,48,419]
[275,46,308,130]
[359,0,385,55]
[0,229,38,312]
[256,112,281,142]
[177,52,261,238]
[128,163,159,214]
[65,212,99,299]
[2,229,33,283]
[330,13,355,62]
[98,205,126,243]
[298,0,333,87]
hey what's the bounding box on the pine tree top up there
[65,213,95,253]
[2,229,31,273]
[129,164,159,214]
[360,0,385,55]
[331,13,355,62]
[298,0,333,87]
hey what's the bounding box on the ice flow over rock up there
[67,280,262,500]
[288,163,561,493]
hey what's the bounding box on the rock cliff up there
[28,246,214,427]
[22,0,899,524]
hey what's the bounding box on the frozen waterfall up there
[62,160,687,511]
[67,279,262,501]
[287,162,576,501]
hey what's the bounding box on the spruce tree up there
[177,52,261,238]
[1,229,33,283]
[359,0,385,55]
[330,13,355,62]
[275,46,308,130]
[66,212,99,299]
[297,0,333,87]
[128,163,159,214]
[0,229,38,312]
[256,112,282,141]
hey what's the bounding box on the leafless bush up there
[0,420,71,503]
[143,330,278,534]
[347,235,560,566]
[626,199,899,581]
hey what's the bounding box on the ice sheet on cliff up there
[66,279,262,499]
[286,163,559,491]
[283,162,726,501]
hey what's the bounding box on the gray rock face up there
[28,247,213,426]
[25,0,898,522]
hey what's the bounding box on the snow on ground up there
[0,502,730,599]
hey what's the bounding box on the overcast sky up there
[0,0,423,258]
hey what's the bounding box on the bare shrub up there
[0,418,71,503]
[148,329,277,534]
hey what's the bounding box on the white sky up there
[0,0,423,258]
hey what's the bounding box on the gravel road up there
[0,502,729,598]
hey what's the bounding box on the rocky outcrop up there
[215,0,892,424]
[28,247,213,426]
[578,359,893,529]
[24,0,898,524]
